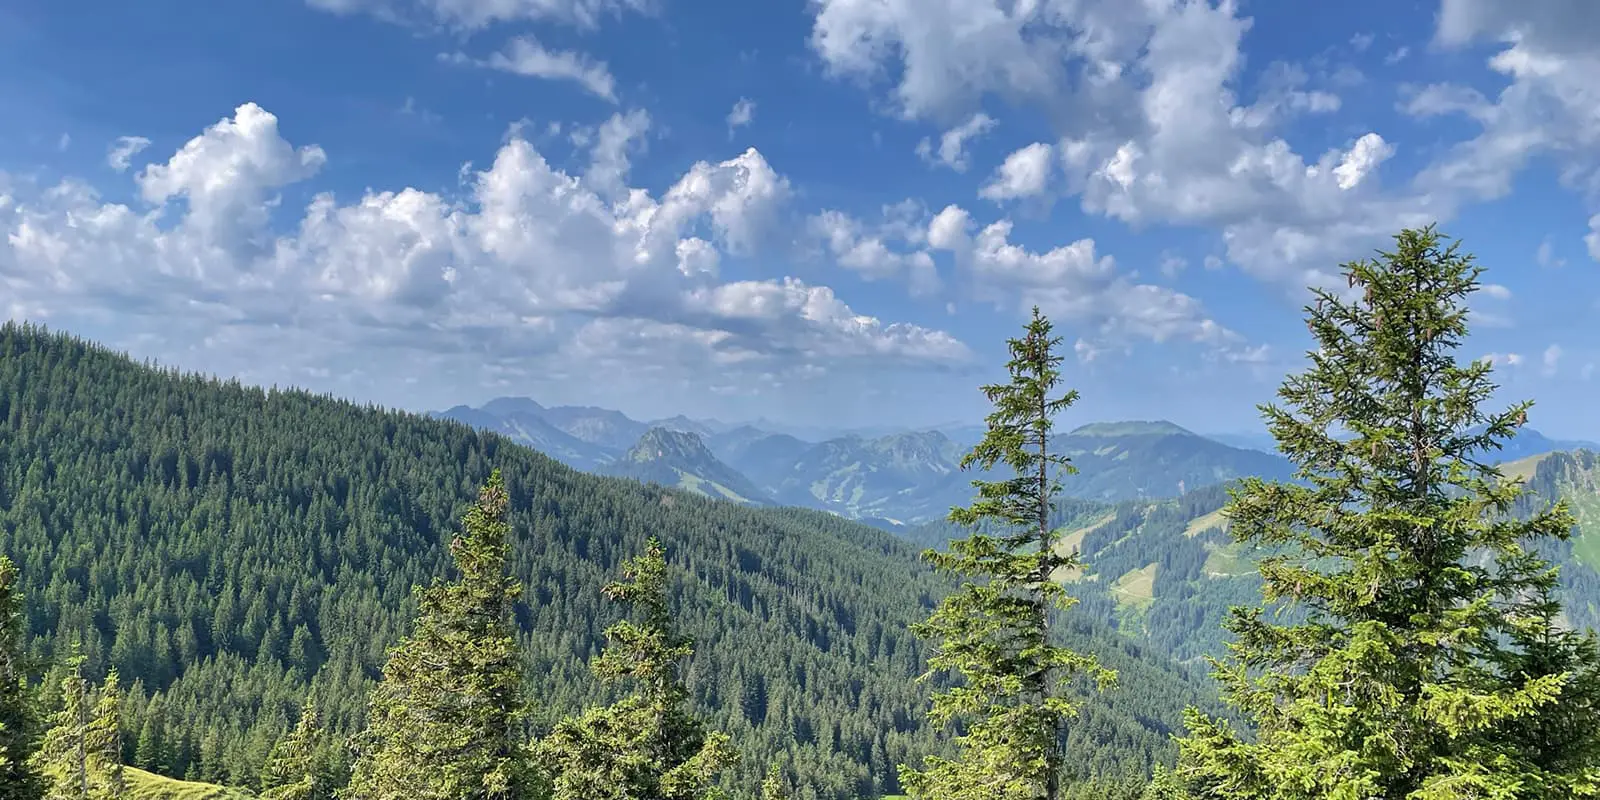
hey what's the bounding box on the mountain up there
[1,323,1225,798]
[441,399,1302,526]
[1006,446,1600,667]
[1054,421,1295,501]
[604,427,774,505]
[433,402,614,471]
[535,404,652,451]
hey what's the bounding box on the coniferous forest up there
[1,226,1599,799]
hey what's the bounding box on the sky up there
[2,0,1599,438]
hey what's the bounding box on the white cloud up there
[136,102,327,249]
[980,142,1054,202]
[1536,237,1565,268]
[1481,283,1513,300]
[584,109,651,198]
[306,0,651,31]
[1423,1,1600,205]
[1332,133,1394,190]
[57,133,71,152]
[1588,214,1600,262]
[443,37,618,102]
[802,0,1467,295]
[924,203,1250,355]
[1,102,968,407]
[1481,352,1525,369]
[915,113,997,172]
[1543,344,1563,376]
[726,98,755,135]
[808,208,939,294]
[106,136,152,172]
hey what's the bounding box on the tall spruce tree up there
[1178,226,1600,798]
[32,659,91,800]
[0,556,42,799]
[899,307,1115,800]
[32,660,124,800]
[760,766,789,800]
[262,698,333,800]
[84,672,124,800]
[343,471,529,800]
[534,537,738,800]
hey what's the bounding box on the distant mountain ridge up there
[433,398,1317,525]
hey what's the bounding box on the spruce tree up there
[760,766,789,800]
[0,557,42,799]
[31,660,124,800]
[32,659,91,800]
[1178,226,1600,798]
[262,698,332,800]
[899,307,1114,800]
[535,537,738,800]
[344,471,529,800]
[84,672,124,800]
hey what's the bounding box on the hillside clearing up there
[128,767,250,800]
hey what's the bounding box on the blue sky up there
[2,0,1598,438]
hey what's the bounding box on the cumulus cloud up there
[980,142,1054,202]
[443,37,618,102]
[0,102,969,409]
[803,0,1456,294]
[726,98,755,136]
[1421,0,1600,205]
[915,112,997,172]
[106,136,152,172]
[1543,344,1563,376]
[923,203,1251,356]
[808,208,939,294]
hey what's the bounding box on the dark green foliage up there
[1178,227,1600,797]
[1138,766,1188,800]
[261,698,334,800]
[0,556,41,798]
[31,660,123,800]
[760,766,789,800]
[535,538,738,800]
[86,672,125,800]
[900,308,1115,800]
[0,322,1233,798]
[345,472,529,800]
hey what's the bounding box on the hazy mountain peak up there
[1068,420,1194,437]
[625,427,712,463]
[480,396,547,417]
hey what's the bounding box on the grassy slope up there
[127,767,250,800]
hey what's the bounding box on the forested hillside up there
[0,322,1221,799]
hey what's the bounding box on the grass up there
[1498,451,1553,485]
[1109,563,1159,611]
[1183,506,1229,538]
[127,767,250,800]
[1052,513,1114,582]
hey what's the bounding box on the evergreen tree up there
[32,659,91,800]
[1138,766,1188,800]
[899,307,1115,800]
[0,557,41,799]
[262,697,333,800]
[343,471,530,800]
[85,672,125,800]
[535,537,738,800]
[760,766,789,800]
[1178,226,1600,798]
[31,660,124,800]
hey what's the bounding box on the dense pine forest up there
[2,226,1599,799]
[0,322,1219,797]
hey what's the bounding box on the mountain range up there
[434,399,1311,525]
